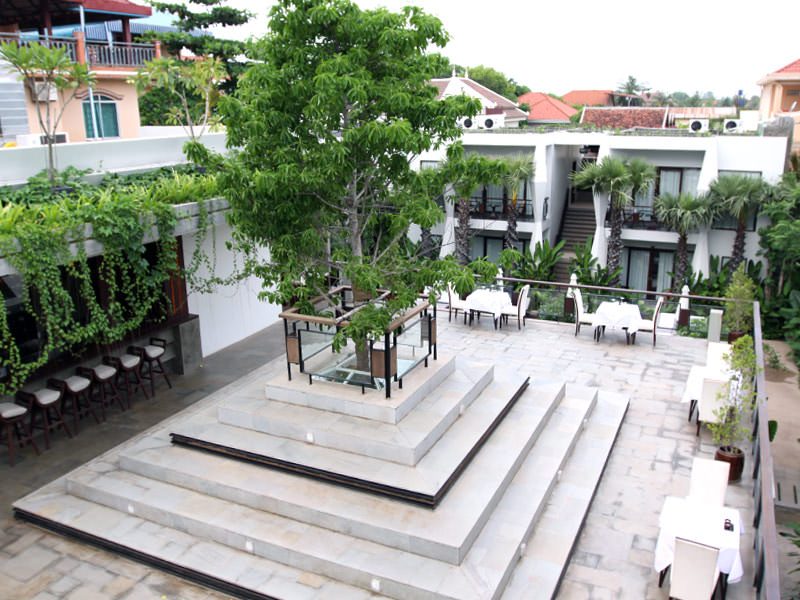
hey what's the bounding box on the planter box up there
[370,345,397,379]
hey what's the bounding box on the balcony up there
[604,204,671,231]
[469,197,534,221]
[0,33,157,68]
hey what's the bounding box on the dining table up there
[465,287,512,329]
[594,301,643,344]
[654,495,745,584]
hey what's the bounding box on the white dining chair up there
[637,295,664,347]
[501,284,530,329]
[572,288,599,339]
[696,376,728,436]
[667,537,721,600]
[446,283,469,324]
[688,457,730,506]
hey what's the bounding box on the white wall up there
[0,132,227,186]
[183,222,281,357]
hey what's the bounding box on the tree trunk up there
[455,196,472,266]
[674,233,688,290]
[729,222,746,273]
[504,196,519,250]
[607,203,624,286]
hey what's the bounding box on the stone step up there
[500,390,629,599]
[44,385,598,600]
[217,363,494,465]
[14,495,391,600]
[266,353,457,424]
[102,381,574,565]
[169,369,534,507]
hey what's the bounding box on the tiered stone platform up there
[14,348,627,599]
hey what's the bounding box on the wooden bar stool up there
[79,364,126,414]
[17,386,72,450]
[105,353,149,407]
[50,374,100,433]
[130,338,172,396]
[0,402,39,467]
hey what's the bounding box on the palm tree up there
[707,174,766,272]
[627,158,656,209]
[572,156,631,286]
[654,192,717,289]
[502,154,535,251]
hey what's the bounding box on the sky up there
[159,0,799,99]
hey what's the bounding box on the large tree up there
[707,174,767,272]
[189,0,482,342]
[654,192,717,289]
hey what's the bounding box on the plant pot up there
[727,331,746,344]
[715,446,745,483]
[564,296,575,316]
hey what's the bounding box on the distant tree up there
[502,154,535,251]
[617,75,645,95]
[431,59,530,100]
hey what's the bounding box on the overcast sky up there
[172,0,799,99]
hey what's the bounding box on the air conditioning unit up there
[477,114,505,129]
[32,82,57,102]
[723,119,742,133]
[15,132,70,146]
[458,116,478,129]
[688,119,709,133]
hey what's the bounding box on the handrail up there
[751,301,781,598]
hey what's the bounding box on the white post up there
[708,308,723,343]
[591,190,609,268]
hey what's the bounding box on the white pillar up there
[690,230,710,279]
[591,190,609,268]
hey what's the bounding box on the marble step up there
[500,390,629,600]
[267,354,457,424]
[108,381,571,565]
[217,363,494,465]
[170,370,533,506]
[14,495,391,600]
[51,386,598,600]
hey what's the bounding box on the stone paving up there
[0,314,760,599]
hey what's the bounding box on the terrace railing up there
[0,33,156,68]
[0,34,77,61]
[469,198,534,222]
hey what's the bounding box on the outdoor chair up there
[501,284,530,329]
[17,385,72,450]
[637,295,665,347]
[49,374,100,434]
[446,283,469,324]
[0,401,39,467]
[79,363,126,418]
[696,376,727,436]
[666,537,721,600]
[130,338,172,396]
[105,353,149,407]
[688,457,730,506]
[572,288,599,338]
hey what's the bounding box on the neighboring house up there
[581,107,668,129]
[517,92,577,124]
[563,89,642,107]
[757,58,800,153]
[0,0,157,145]
[430,74,527,130]
[416,127,787,291]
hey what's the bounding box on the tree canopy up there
[189,0,486,343]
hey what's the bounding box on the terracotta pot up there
[715,446,745,483]
[564,296,575,315]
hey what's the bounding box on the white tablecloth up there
[654,496,745,583]
[465,289,512,320]
[595,301,643,335]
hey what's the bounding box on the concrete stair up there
[14,355,628,600]
[558,202,595,255]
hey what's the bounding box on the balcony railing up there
[469,198,534,221]
[603,205,671,231]
[0,33,155,68]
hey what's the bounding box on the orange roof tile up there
[581,107,667,129]
[517,92,577,121]
[775,58,800,74]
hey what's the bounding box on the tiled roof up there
[669,107,737,119]
[757,58,800,85]
[580,107,667,129]
[517,92,577,121]
[775,58,800,74]
[562,90,614,106]
[430,77,528,121]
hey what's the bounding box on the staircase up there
[0,78,30,144]
[15,349,627,600]
[554,202,595,283]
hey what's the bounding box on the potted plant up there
[722,264,757,343]
[707,334,760,482]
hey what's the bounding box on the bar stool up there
[79,363,126,415]
[50,374,100,433]
[105,353,149,407]
[17,386,72,450]
[0,402,39,467]
[130,338,172,396]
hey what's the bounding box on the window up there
[621,248,675,292]
[83,94,120,138]
[657,167,700,197]
[469,235,525,262]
